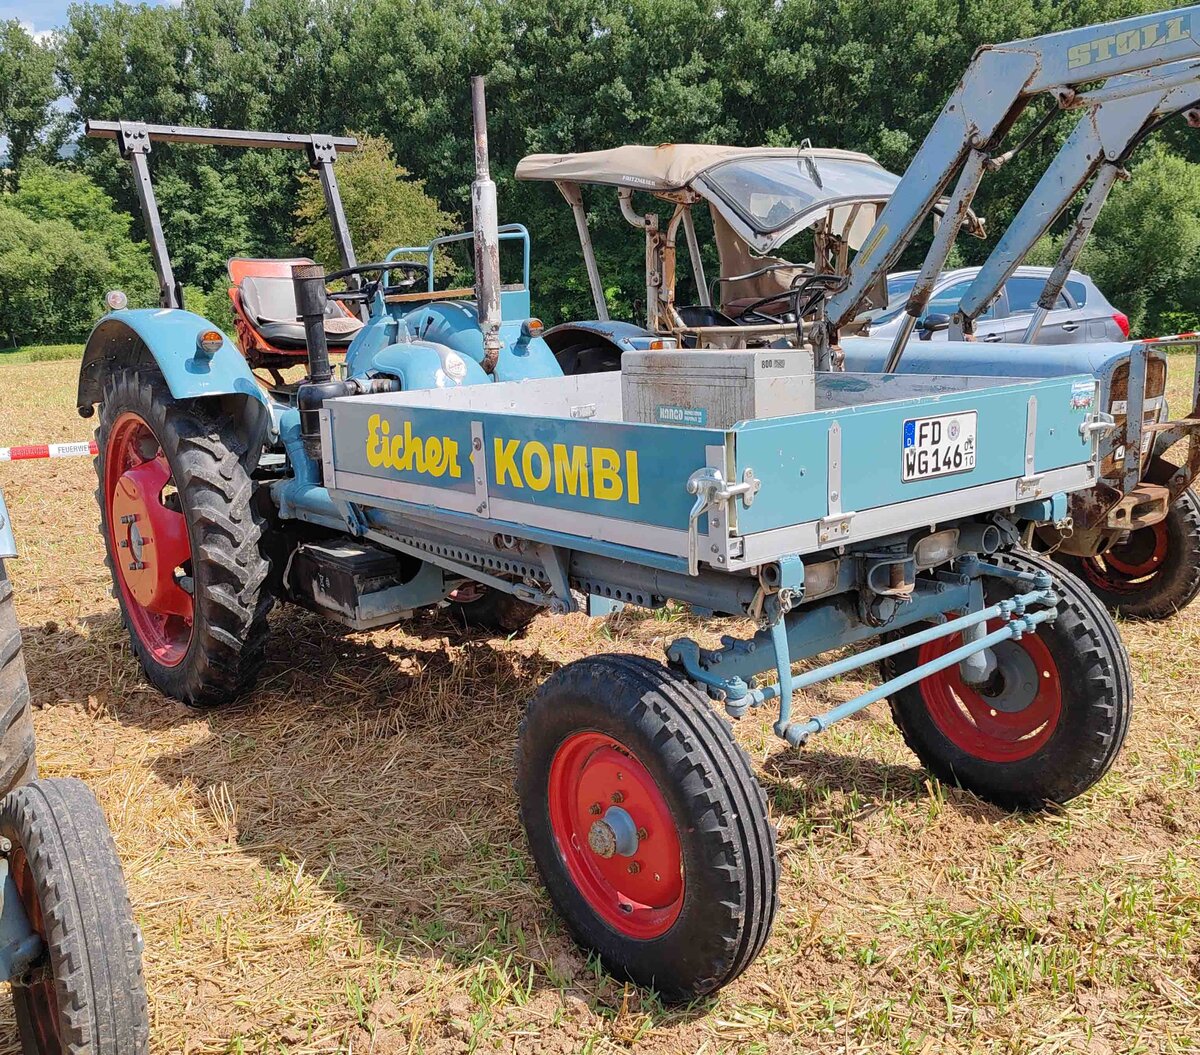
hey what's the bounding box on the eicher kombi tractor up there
[521,8,1200,623]
[0,492,147,1053]
[75,9,1194,1000]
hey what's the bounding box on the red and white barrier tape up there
[0,440,98,462]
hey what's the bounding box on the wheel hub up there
[111,460,191,617]
[104,412,195,667]
[547,733,684,938]
[917,621,1063,763]
[587,806,639,859]
[977,640,1040,713]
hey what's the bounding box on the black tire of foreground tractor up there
[1053,488,1200,621]
[883,550,1132,811]
[516,654,778,1002]
[447,585,540,635]
[4,778,149,1055]
[95,367,273,707]
[0,559,36,796]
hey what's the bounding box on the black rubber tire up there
[0,559,36,795]
[553,342,621,375]
[447,585,539,635]
[95,368,273,707]
[1054,488,1200,620]
[883,550,1132,811]
[516,654,778,1002]
[4,778,149,1055]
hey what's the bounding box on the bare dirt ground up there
[0,359,1196,1054]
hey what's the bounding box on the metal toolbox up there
[620,347,816,428]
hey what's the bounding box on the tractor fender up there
[542,320,658,359]
[77,309,268,415]
[369,340,492,390]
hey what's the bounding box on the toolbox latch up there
[685,467,760,575]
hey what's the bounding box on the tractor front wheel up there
[884,550,1131,810]
[96,368,273,707]
[1054,488,1200,620]
[516,655,777,1001]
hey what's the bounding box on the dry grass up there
[0,359,1197,1054]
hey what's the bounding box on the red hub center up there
[104,413,193,666]
[1081,521,1169,591]
[547,732,684,938]
[916,622,1062,763]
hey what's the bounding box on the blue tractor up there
[73,16,1195,995]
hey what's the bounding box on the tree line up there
[1,0,1198,346]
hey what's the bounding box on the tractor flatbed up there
[321,371,1098,575]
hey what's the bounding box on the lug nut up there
[588,803,602,816]
[636,827,648,840]
[610,791,624,804]
[627,861,641,874]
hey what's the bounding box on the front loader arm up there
[953,64,1200,334]
[820,6,1200,365]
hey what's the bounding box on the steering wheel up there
[733,273,845,325]
[323,261,431,304]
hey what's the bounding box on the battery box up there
[621,346,816,429]
[289,540,446,630]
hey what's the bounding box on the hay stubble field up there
[0,358,1197,1054]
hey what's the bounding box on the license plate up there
[902,411,977,482]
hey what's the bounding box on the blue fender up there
[543,320,659,356]
[369,340,492,389]
[77,309,267,414]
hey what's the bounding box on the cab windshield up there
[701,155,901,236]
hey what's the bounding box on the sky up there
[3,0,181,39]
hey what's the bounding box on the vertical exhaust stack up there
[470,76,503,374]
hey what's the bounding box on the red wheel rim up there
[547,732,684,939]
[916,622,1062,763]
[11,846,62,1052]
[104,412,194,666]
[1079,521,1169,593]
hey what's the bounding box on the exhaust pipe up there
[470,76,503,374]
[293,262,348,471]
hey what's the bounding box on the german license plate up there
[902,411,977,482]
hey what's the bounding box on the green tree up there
[1077,146,1200,336]
[0,21,58,188]
[293,132,456,272]
[0,165,156,344]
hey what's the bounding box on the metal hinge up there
[685,467,760,575]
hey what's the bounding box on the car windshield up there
[702,155,901,235]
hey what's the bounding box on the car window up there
[923,279,997,320]
[1065,279,1087,307]
[873,275,999,326]
[1005,275,1069,315]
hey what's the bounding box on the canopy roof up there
[515,144,886,192]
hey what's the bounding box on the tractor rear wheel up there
[1054,488,1200,620]
[0,559,36,796]
[516,654,777,1001]
[3,778,149,1055]
[95,368,273,707]
[883,550,1131,810]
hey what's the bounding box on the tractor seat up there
[237,275,364,350]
